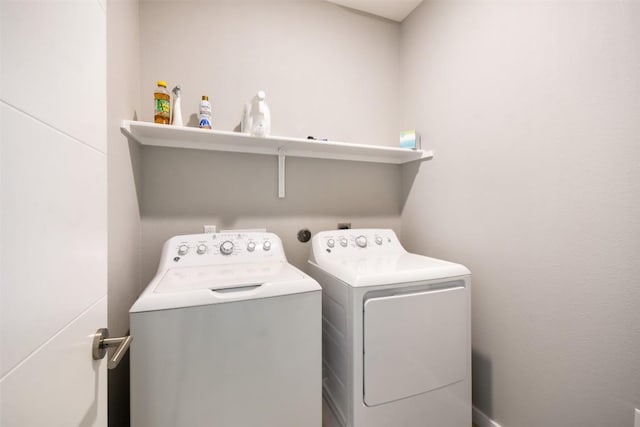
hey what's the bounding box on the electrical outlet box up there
[634,408,639,427]
[337,223,351,229]
[203,225,217,234]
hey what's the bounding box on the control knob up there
[327,239,335,248]
[177,244,189,256]
[340,237,348,247]
[355,235,367,248]
[263,241,272,251]
[197,244,208,255]
[220,241,234,255]
[247,241,256,252]
[375,236,383,245]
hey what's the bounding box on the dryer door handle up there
[92,328,132,370]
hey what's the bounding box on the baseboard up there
[472,405,503,427]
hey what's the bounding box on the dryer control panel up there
[158,232,286,269]
[310,229,406,261]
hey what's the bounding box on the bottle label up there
[199,116,212,129]
[155,98,170,116]
[199,101,212,115]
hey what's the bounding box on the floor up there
[323,398,479,427]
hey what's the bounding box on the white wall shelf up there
[121,120,433,198]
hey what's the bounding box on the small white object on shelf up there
[242,90,271,137]
[120,120,434,198]
[400,130,421,150]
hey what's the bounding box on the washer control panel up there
[159,232,286,269]
[311,228,405,259]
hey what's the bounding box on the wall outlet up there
[635,408,640,427]
[203,225,217,233]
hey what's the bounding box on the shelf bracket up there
[278,147,286,198]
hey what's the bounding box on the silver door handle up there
[92,328,132,370]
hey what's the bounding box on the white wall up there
[400,1,640,426]
[107,0,141,425]
[137,0,404,281]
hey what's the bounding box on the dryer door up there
[363,283,468,406]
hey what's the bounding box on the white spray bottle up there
[171,85,183,126]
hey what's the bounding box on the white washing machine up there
[130,231,322,427]
[308,229,471,427]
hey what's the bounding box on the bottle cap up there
[202,95,209,101]
[157,80,167,87]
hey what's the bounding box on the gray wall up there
[139,0,400,146]
[112,1,640,426]
[107,0,141,425]
[137,0,405,282]
[400,1,640,426]
[138,147,403,282]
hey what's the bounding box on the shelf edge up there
[120,120,434,164]
[120,120,140,144]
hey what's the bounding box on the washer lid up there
[310,253,470,287]
[154,261,304,293]
[130,262,320,313]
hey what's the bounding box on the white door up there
[1,0,108,425]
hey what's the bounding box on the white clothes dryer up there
[308,229,471,427]
[130,232,321,427]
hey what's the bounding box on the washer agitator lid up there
[309,229,470,287]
